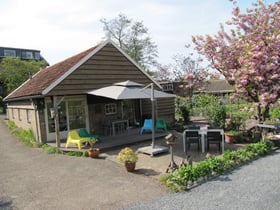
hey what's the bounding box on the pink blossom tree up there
[172,55,208,108]
[192,0,280,122]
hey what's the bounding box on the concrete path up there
[0,115,168,210]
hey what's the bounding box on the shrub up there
[179,106,190,124]
[83,150,89,157]
[117,147,138,163]
[12,127,37,147]
[269,106,280,119]
[66,151,83,156]
[160,141,273,192]
[41,144,62,154]
[7,120,16,130]
[207,105,226,129]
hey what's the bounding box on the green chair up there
[156,118,167,132]
[79,128,100,140]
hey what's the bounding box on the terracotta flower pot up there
[88,148,100,158]
[124,161,136,172]
[225,134,235,143]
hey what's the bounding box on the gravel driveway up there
[124,150,280,210]
[2,113,280,210]
[0,115,167,210]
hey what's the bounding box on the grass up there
[6,120,94,157]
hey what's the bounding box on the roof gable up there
[4,45,97,101]
[4,40,160,101]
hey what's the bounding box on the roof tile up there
[5,45,97,100]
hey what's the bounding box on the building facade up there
[4,40,175,143]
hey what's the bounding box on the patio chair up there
[140,119,153,134]
[78,128,99,141]
[156,118,167,132]
[185,129,200,151]
[65,130,91,150]
[206,130,223,153]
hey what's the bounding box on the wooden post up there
[53,96,61,148]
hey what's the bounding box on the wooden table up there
[111,119,129,136]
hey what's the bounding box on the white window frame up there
[45,96,89,142]
[163,83,173,91]
[105,103,117,115]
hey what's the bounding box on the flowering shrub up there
[117,147,138,163]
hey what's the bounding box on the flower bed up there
[160,141,273,192]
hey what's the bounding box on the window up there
[46,99,86,133]
[27,110,31,123]
[68,101,86,130]
[47,102,67,133]
[34,52,40,60]
[4,49,16,57]
[105,103,117,115]
[162,83,173,91]
[22,51,33,59]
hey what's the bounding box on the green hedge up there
[160,141,273,192]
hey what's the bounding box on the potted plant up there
[117,147,138,172]
[87,139,99,158]
[224,130,240,143]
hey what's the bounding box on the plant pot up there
[88,148,100,158]
[225,134,235,143]
[124,161,136,172]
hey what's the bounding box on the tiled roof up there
[203,79,234,93]
[5,45,98,101]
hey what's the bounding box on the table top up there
[183,128,224,134]
[256,124,276,129]
[111,119,128,124]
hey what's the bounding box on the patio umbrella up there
[87,80,175,156]
[87,80,175,100]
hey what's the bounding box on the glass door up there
[68,100,86,130]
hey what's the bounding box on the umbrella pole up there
[137,83,169,156]
[151,83,155,148]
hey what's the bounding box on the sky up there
[0,0,278,67]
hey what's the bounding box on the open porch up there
[48,128,169,152]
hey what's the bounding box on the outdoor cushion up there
[78,128,99,140]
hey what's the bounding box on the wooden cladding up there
[49,44,151,95]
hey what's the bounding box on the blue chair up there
[140,119,153,134]
[156,118,167,132]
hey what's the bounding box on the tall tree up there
[100,13,158,71]
[0,57,47,93]
[192,0,280,122]
[172,55,208,107]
